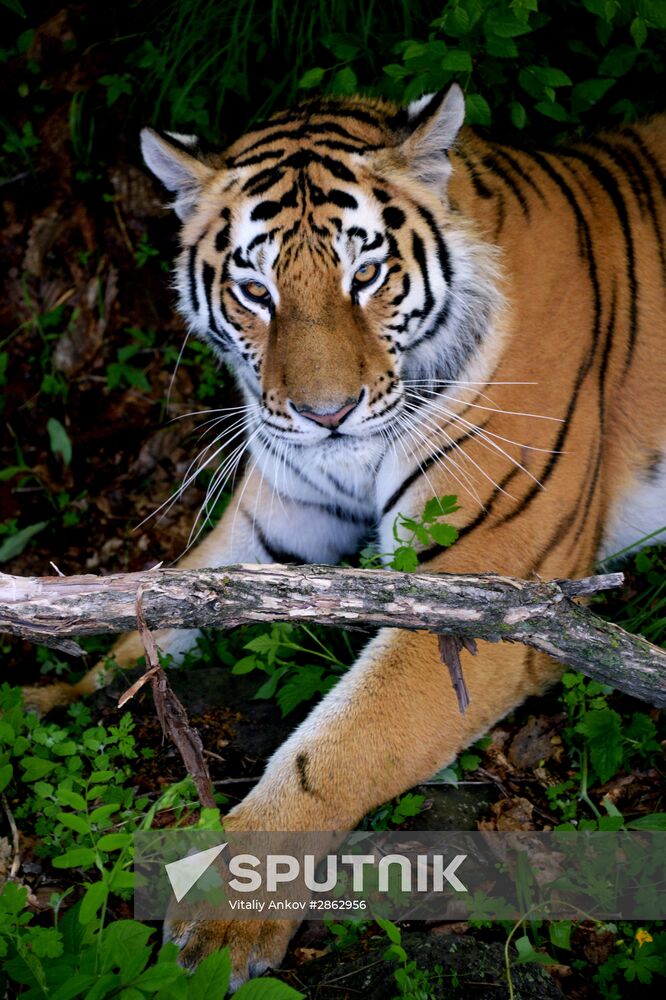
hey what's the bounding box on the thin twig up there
[1,793,21,879]
[131,587,216,809]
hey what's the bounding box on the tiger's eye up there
[242,280,271,303]
[353,263,379,286]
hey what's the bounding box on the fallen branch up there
[131,587,216,809]
[1,564,665,706]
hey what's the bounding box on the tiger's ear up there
[140,128,215,220]
[401,84,465,188]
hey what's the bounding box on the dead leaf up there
[480,796,535,831]
[508,715,563,770]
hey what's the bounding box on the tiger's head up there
[141,85,501,458]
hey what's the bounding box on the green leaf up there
[331,67,357,94]
[89,770,116,784]
[376,917,402,944]
[52,847,97,869]
[423,495,459,520]
[0,762,13,793]
[276,668,333,716]
[571,78,615,113]
[385,943,408,963]
[485,7,534,37]
[548,921,572,950]
[428,523,459,547]
[58,787,87,810]
[56,811,91,835]
[599,44,638,77]
[0,521,47,563]
[298,67,325,89]
[245,634,282,655]
[232,655,257,675]
[641,0,666,29]
[630,16,648,47]
[254,667,289,700]
[134,963,184,991]
[514,934,558,965]
[233,982,305,999]
[1,0,27,16]
[628,813,666,831]
[90,802,120,824]
[529,66,572,87]
[390,546,419,573]
[459,752,481,771]
[98,920,153,977]
[534,101,570,122]
[441,49,472,72]
[21,755,56,781]
[510,101,527,129]
[575,707,623,783]
[0,465,31,481]
[47,417,73,466]
[49,974,97,1000]
[322,35,361,62]
[188,948,231,999]
[486,34,519,57]
[97,832,132,852]
[108,869,135,891]
[465,93,491,126]
[79,881,109,924]
[383,63,408,80]
[28,925,63,958]
[83,973,121,1000]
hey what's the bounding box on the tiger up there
[26,84,666,986]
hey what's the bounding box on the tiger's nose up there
[294,395,360,428]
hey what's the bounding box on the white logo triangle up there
[165,843,227,902]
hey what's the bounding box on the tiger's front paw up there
[167,917,297,992]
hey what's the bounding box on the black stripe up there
[564,146,638,370]
[296,497,374,526]
[456,149,494,199]
[415,205,453,284]
[235,119,380,159]
[326,189,358,210]
[493,147,545,203]
[483,152,530,218]
[614,131,666,274]
[187,244,199,313]
[381,418,491,517]
[411,231,433,315]
[493,151,602,527]
[253,521,303,564]
[231,149,285,169]
[416,467,522,565]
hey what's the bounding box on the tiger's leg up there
[22,466,364,713]
[170,626,559,986]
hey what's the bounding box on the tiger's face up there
[142,86,500,459]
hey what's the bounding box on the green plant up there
[0,685,304,998]
[231,622,351,717]
[377,917,455,998]
[362,792,427,832]
[106,327,154,392]
[549,672,663,827]
[360,494,460,572]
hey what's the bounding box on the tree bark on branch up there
[1,564,665,707]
